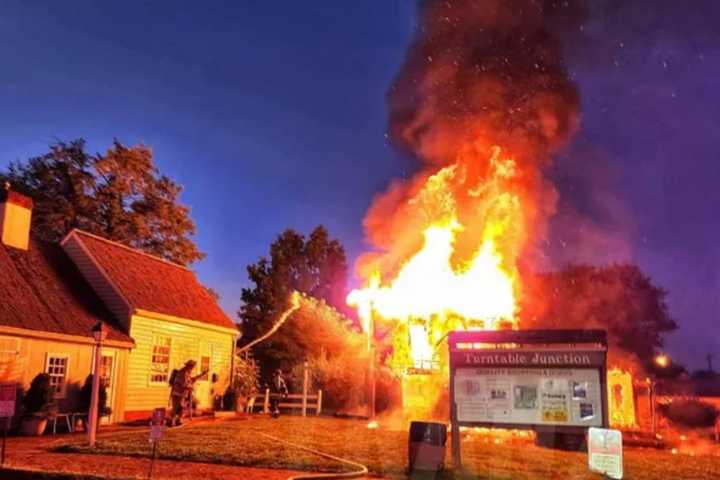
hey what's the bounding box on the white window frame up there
[45,353,70,399]
[149,335,172,386]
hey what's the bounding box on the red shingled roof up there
[72,231,236,330]
[0,240,132,343]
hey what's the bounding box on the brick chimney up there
[0,183,33,250]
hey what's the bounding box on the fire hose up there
[236,291,301,354]
[257,431,369,480]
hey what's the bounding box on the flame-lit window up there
[0,336,19,362]
[45,354,68,398]
[150,335,171,384]
[100,355,114,389]
[197,355,210,381]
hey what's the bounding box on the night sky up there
[1,1,717,369]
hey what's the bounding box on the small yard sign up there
[0,383,15,417]
[588,427,623,479]
[149,407,166,442]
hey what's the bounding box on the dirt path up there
[3,431,304,480]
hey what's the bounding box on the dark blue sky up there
[1,1,718,369]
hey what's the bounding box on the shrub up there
[79,374,111,417]
[222,387,238,411]
[23,373,55,418]
[659,398,720,428]
[302,351,367,412]
[374,367,402,414]
[231,354,260,400]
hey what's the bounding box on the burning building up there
[346,0,603,422]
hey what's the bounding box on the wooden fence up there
[247,389,323,416]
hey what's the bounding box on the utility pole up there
[89,322,107,448]
[707,353,714,373]
[367,308,376,422]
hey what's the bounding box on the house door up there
[195,343,213,410]
[100,350,117,424]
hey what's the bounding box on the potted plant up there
[21,373,56,436]
[77,374,112,431]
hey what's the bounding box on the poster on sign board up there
[454,367,604,427]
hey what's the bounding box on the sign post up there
[0,383,16,468]
[448,330,609,468]
[148,407,166,479]
[588,427,623,479]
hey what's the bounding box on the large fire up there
[348,147,522,375]
[338,0,646,437]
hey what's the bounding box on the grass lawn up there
[55,416,719,479]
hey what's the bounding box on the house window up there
[45,355,69,398]
[100,355,114,389]
[0,336,19,361]
[198,356,211,381]
[150,336,171,384]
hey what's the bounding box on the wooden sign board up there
[149,407,166,442]
[448,330,609,468]
[588,427,623,479]
[0,384,15,418]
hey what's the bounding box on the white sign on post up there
[588,427,623,479]
[0,384,15,418]
[149,407,166,442]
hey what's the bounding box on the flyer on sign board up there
[454,368,603,427]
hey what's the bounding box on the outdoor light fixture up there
[92,321,108,343]
[654,354,669,368]
[88,321,108,448]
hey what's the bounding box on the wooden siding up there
[125,314,234,416]
[0,333,129,421]
[61,234,131,329]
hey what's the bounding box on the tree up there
[521,264,677,370]
[1,139,203,265]
[238,226,349,373]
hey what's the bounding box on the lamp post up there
[367,308,376,424]
[650,353,670,436]
[88,322,107,447]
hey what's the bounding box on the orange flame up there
[348,147,521,374]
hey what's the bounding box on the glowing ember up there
[366,420,379,430]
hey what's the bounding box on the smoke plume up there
[358,0,585,279]
[388,0,583,165]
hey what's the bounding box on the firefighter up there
[270,368,288,418]
[169,360,206,426]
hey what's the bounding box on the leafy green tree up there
[239,227,349,373]
[521,264,677,369]
[1,139,203,265]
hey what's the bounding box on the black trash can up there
[408,421,447,476]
